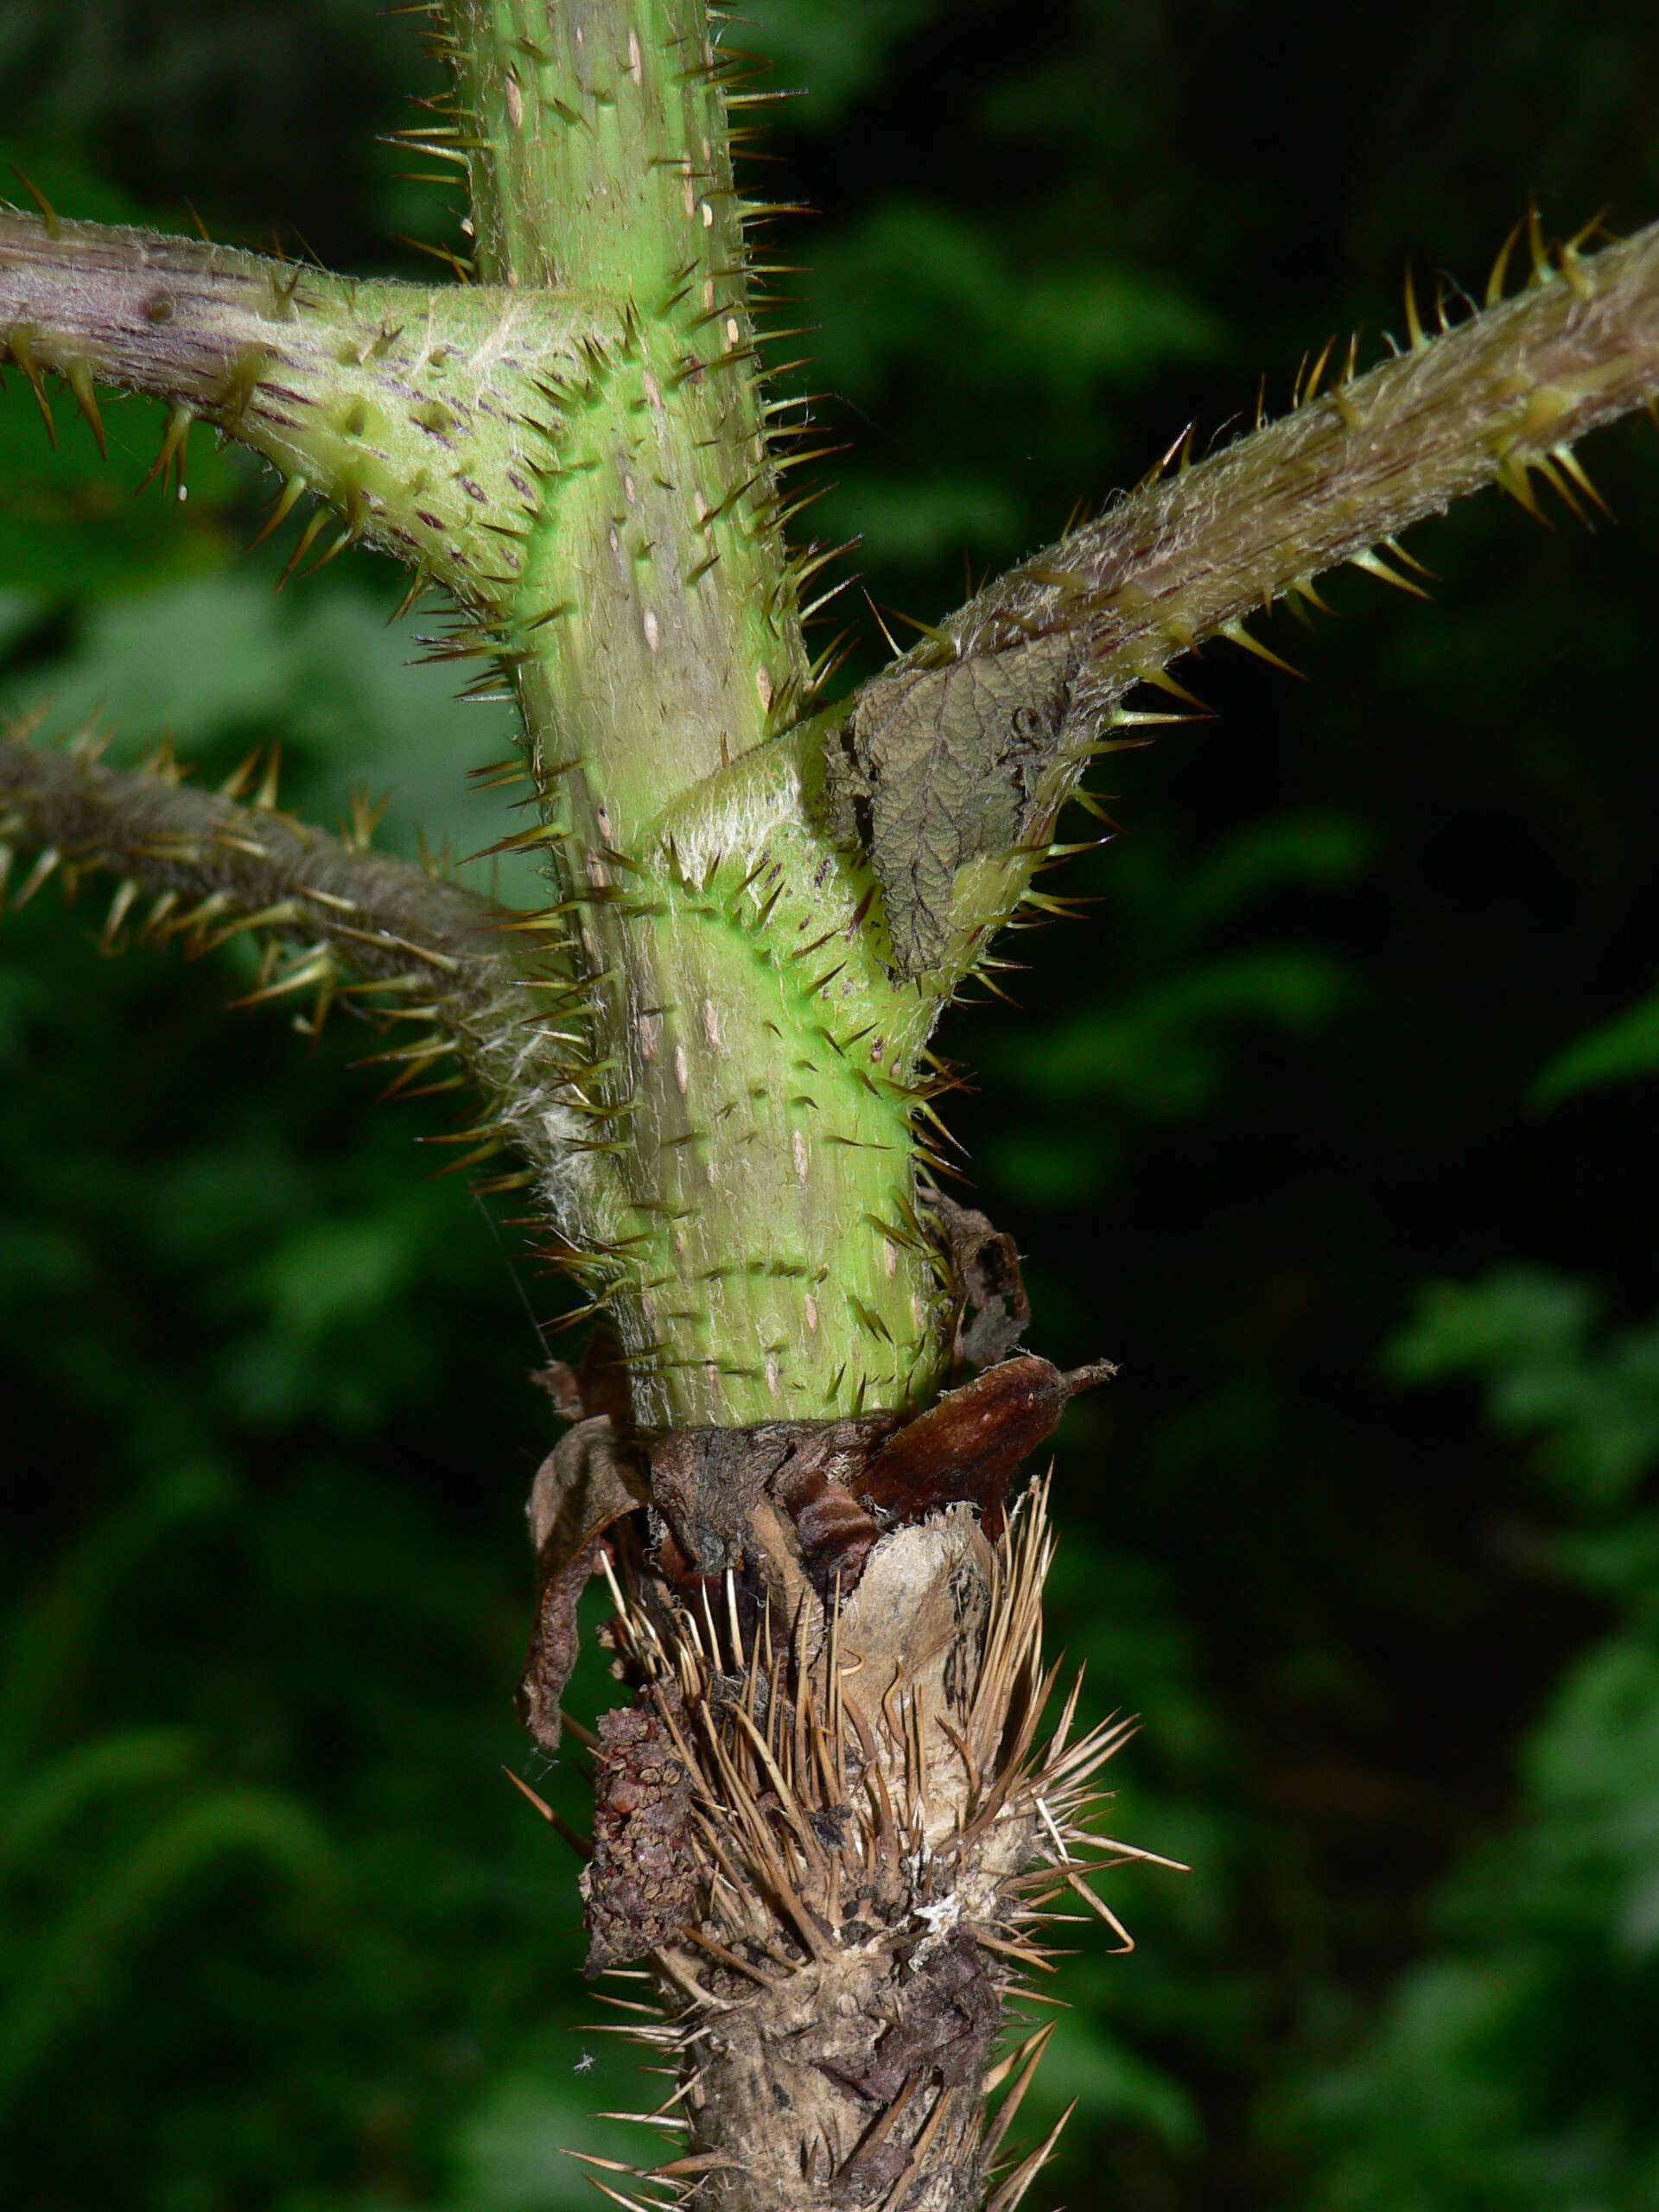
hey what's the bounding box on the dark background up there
[3,3,1658,2206]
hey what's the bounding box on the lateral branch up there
[0,724,630,1241]
[0,207,604,604]
[0,727,505,985]
[833,215,1659,999]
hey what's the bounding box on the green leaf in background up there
[806,203,1223,401]
[1007,946,1351,1114]
[739,0,944,122]
[1535,987,1659,1104]
[1387,1271,1659,1512]
[0,572,539,900]
[1294,1269,1659,2211]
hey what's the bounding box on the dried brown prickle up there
[518,1317,1110,1753]
[577,1484,1150,2212]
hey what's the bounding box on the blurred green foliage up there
[1294,1274,1659,2210]
[2,2,1656,2207]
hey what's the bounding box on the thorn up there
[249,473,306,550]
[1220,620,1302,678]
[1497,454,1551,526]
[1550,444,1612,520]
[1304,333,1338,401]
[10,167,60,238]
[217,346,268,435]
[1485,215,1524,308]
[862,590,903,659]
[1102,708,1192,734]
[1529,452,1592,530]
[1135,665,1210,714]
[1138,418,1194,489]
[9,331,56,445]
[62,360,106,458]
[218,748,263,801]
[12,846,61,908]
[1382,534,1435,581]
[500,1766,591,1859]
[276,507,331,590]
[101,876,141,948]
[255,747,283,810]
[1287,575,1338,618]
[388,567,432,624]
[137,404,194,499]
[984,2102,1077,2212]
[1564,205,1614,257]
[1347,545,1430,600]
[391,233,474,283]
[1403,264,1427,353]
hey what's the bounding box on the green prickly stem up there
[0,213,606,607]
[588,721,954,1426]
[419,0,940,1424]
[438,0,807,829]
[846,216,1659,1011]
[13,17,1659,1435]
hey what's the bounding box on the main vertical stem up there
[435,2,950,1426]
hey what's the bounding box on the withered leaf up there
[854,1354,1116,1535]
[925,1192,1031,1371]
[825,632,1080,979]
[647,1414,894,1599]
[518,1415,649,1753]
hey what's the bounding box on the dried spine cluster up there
[575,1487,1155,2212]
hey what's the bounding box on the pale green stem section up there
[438,0,810,822]
[0,209,603,606]
[416,0,944,1427]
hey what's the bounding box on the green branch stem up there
[427,0,812,829]
[0,208,604,604]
